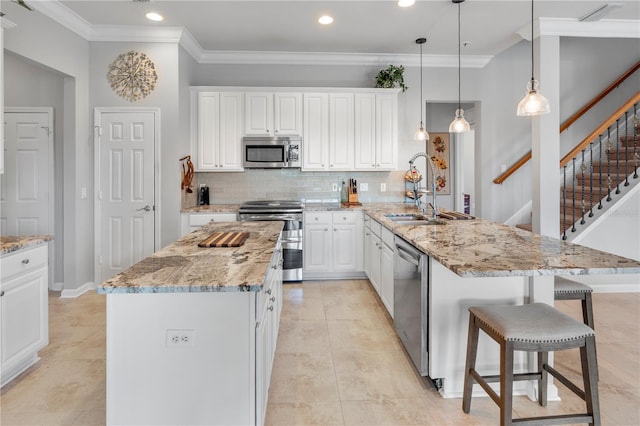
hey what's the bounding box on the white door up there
[0,110,53,236]
[96,109,156,282]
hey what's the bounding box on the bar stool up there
[462,303,600,426]
[555,276,598,381]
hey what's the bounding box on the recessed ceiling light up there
[397,0,416,7]
[145,12,164,22]
[318,15,334,25]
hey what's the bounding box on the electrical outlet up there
[380,183,387,192]
[332,183,338,192]
[166,329,195,347]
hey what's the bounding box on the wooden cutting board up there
[198,231,250,248]
[439,211,476,220]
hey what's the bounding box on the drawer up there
[1,245,48,281]
[370,219,382,237]
[304,211,331,225]
[189,213,237,226]
[363,215,371,227]
[381,226,395,249]
[332,211,361,225]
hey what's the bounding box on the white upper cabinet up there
[302,93,329,171]
[196,92,243,171]
[354,93,397,170]
[245,92,302,136]
[328,93,355,171]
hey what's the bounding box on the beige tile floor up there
[0,281,638,425]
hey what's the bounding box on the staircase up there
[516,96,640,237]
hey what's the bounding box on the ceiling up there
[6,0,640,60]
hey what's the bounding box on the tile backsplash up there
[188,170,410,207]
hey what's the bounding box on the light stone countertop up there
[97,221,284,294]
[181,204,241,213]
[363,204,640,278]
[0,235,53,256]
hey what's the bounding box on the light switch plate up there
[360,182,368,192]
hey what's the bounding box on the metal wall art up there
[107,51,158,102]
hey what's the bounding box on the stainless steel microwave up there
[242,136,301,169]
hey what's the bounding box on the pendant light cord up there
[457,1,461,110]
[530,0,534,82]
[420,41,424,125]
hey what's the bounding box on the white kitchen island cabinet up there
[0,236,52,387]
[99,221,283,426]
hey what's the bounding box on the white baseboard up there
[50,281,64,291]
[60,282,96,298]
[592,283,640,293]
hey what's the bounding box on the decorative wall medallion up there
[107,51,158,102]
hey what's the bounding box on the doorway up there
[1,107,55,287]
[94,108,160,283]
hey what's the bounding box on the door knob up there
[136,205,152,212]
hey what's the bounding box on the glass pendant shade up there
[516,79,550,116]
[449,108,471,133]
[414,123,429,141]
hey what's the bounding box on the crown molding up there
[517,17,640,41]
[90,25,184,43]
[31,0,93,40]
[1,17,18,29]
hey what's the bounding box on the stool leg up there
[500,341,514,426]
[537,351,548,406]
[462,314,480,414]
[583,292,599,382]
[582,335,601,426]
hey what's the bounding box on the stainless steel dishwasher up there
[393,236,429,376]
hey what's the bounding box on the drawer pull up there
[22,259,30,265]
[0,290,4,297]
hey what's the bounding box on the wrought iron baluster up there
[615,118,621,194]
[634,104,639,179]
[571,158,577,233]
[580,150,586,225]
[562,165,567,240]
[606,127,612,202]
[624,111,630,186]
[598,134,603,209]
[588,142,594,218]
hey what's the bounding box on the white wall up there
[3,52,65,286]
[3,2,91,292]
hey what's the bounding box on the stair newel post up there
[562,165,567,240]
[588,142,594,218]
[598,134,603,210]
[624,112,630,187]
[615,118,621,194]
[571,158,577,233]
[580,150,586,225]
[606,127,612,203]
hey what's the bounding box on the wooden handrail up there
[493,60,640,184]
[560,60,640,133]
[560,91,640,167]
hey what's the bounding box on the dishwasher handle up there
[396,244,421,266]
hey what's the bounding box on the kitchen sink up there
[385,214,447,226]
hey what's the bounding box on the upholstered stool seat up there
[462,302,600,426]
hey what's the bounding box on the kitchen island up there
[98,221,284,426]
[363,205,640,399]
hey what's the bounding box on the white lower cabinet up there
[364,215,394,317]
[180,212,238,237]
[105,238,283,426]
[0,243,49,387]
[303,211,364,279]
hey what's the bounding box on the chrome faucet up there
[409,152,438,220]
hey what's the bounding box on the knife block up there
[348,188,359,204]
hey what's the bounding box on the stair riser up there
[619,136,640,147]
[591,162,637,174]
[576,174,628,187]
[607,149,639,161]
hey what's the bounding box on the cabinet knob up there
[333,228,337,231]
[324,228,328,232]
[266,289,272,295]
[321,164,325,167]
[372,164,375,167]
[343,217,347,220]
[377,164,381,167]
[270,297,276,302]
[267,306,274,311]
[366,232,370,236]
[22,259,30,265]
[0,290,4,297]
[315,217,319,221]
[330,164,333,167]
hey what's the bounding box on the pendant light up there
[414,37,430,141]
[449,0,470,133]
[516,0,550,116]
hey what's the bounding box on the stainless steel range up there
[238,200,303,282]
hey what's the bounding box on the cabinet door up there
[197,93,220,170]
[274,93,302,135]
[1,267,48,376]
[245,92,273,135]
[363,226,372,277]
[375,94,398,170]
[332,224,359,272]
[302,93,329,171]
[303,224,331,273]
[354,93,377,170]
[255,307,270,426]
[380,243,394,318]
[218,93,243,170]
[368,234,381,294]
[329,93,354,170]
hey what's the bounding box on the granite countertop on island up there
[98,221,284,294]
[181,204,241,213]
[363,204,640,278]
[0,235,54,256]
